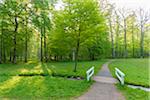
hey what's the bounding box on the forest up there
[0,0,149,66]
[0,0,149,99]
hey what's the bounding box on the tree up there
[32,0,54,62]
[126,12,137,57]
[53,0,107,71]
[138,8,149,58]
[108,7,115,58]
[119,9,128,58]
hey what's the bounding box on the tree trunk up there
[115,32,119,58]
[40,27,43,62]
[74,40,79,72]
[9,50,12,62]
[25,19,28,62]
[131,25,135,57]
[3,46,6,63]
[0,18,3,64]
[109,18,115,58]
[0,40,2,63]
[25,34,28,62]
[123,19,127,58]
[140,24,144,58]
[41,37,43,62]
[13,17,18,64]
[74,29,80,72]
[115,16,119,58]
[43,26,47,62]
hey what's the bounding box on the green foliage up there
[50,0,109,61]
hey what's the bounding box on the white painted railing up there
[115,68,125,85]
[86,66,94,81]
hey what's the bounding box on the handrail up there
[115,68,125,85]
[86,66,94,81]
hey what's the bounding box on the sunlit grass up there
[0,76,23,95]
[0,60,107,77]
[19,63,44,75]
[0,76,92,99]
[0,60,107,99]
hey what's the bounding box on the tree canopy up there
[0,0,149,71]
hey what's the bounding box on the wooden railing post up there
[86,66,94,81]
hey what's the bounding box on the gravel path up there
[78,61,125,100]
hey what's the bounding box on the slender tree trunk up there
[13,17,18,64]
[123,19,127,58]
[109,18,115,58]
[72,49,75,61]
[41,27,43,62]
[115,16,119,58]
[9,49,12,62]
[3,45,6,63]
[25,34,28,62]
[13,32,17,64]
[54,55,56,61]
[43,26,47,62]
[131,25,135,57]
[140,24,144,58]
[0,37,2,63]
[25,19,28,62]
[74,26,81,72]
[111,32,115,58]
[0,18,3,64]
[115,32,119,58]
[74,39,79,72]
[136,30,139,57]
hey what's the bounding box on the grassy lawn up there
[0,76,92,99]
[0,60,106,78]
[117,84,150,100]
[109,58,149,87]
[109,58,150,100]
[0,60,106,99]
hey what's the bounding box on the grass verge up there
[109,58,150,100]
[109,58,149,87]
[116,84,150,100]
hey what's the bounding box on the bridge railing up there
[86,66,94,81]
[115,68,125,85]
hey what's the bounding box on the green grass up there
[0,60,106,78]
[117,84,150,100]
[109,58,150,100]
[46,60,106,78]
[0,60,106,99]
[0,76,92,99]
[109,58,149,87]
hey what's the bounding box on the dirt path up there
[78,61,125,100]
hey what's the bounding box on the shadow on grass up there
[41,63,53,76]
[0,76,23,96]
[0,76,48,98]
